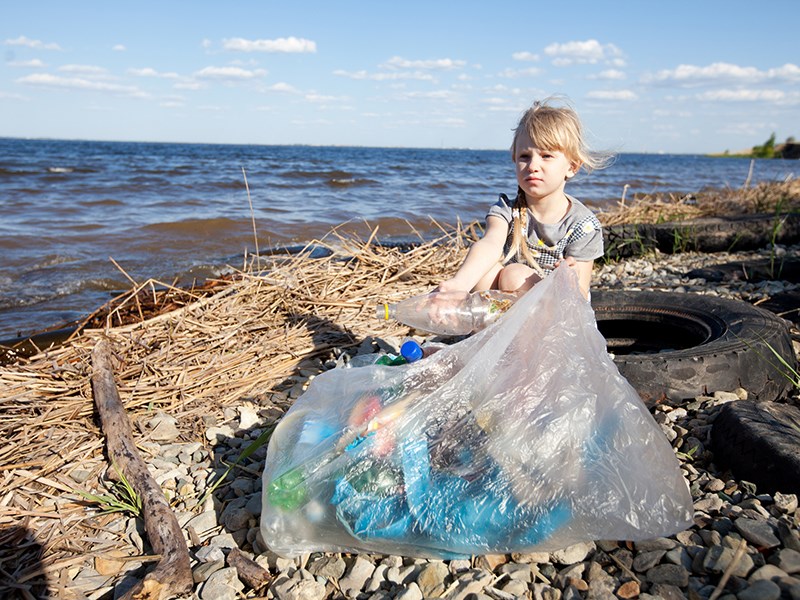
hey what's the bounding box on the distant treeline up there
[720,134,799,159]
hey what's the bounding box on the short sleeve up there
[486,194,514,224]
[564,216,604,261]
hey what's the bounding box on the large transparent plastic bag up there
[261,263,693,558]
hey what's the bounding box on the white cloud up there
[58,64,110,78]
[333,69,435,82]
[16,73,148,97]
[512,51,539,62]
[544,39,623,66]
[222,36,316,53]
[400,90,457,100]
[129,67,180,79]
[268,82,299,93]
[697,89,797,103]
[497,67,542,78]
[305,93,345,103]
[382,56,465,70]
[645,62,800,86]
[113,44,126,52]
[194,66,267,80]
[591,69,626,81]
[4,35,62,51]
[7,59,45,68]
[586,89,638,101]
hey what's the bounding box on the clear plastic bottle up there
[378,290,517,335]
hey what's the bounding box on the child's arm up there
[559,257,594,300]
[437,215,509,292]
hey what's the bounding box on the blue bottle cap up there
[400,340,424,363]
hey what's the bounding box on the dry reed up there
[596,178,800,227]
[0,223,467,597]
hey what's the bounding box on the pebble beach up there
[3,236,800,600]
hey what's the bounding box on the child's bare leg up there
[498,263,542,292]
[471,262,503,291]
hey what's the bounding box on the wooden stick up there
[708,538,748,600]
[91,338,193,600]
[227,547,272,590]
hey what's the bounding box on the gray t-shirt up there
[487,193,604,271]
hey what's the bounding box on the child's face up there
[514,130,578,203]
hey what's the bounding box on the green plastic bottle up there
[268,466,308,510]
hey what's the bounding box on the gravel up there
[71,245,800,599]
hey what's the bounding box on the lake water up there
[0,138,796,339]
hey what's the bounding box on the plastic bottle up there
[373,339,424,365]
[378,290,517,335]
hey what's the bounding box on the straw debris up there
[0,224,465,597]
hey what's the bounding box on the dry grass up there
[596,178,800,227]
[0,223,469,597]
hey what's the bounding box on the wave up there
[328,177,378,188]
[141,217,246,236]
[280,169,356,181]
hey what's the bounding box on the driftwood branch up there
[91,338,193,600]
[227,547,272,590]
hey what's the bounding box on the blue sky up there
[2,1,798,153]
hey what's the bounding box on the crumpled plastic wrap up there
[261,263,694,558]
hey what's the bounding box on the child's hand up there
[555,256,577,269]
[434,279,468,294]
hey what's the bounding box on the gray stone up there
[735,518,781,549]
[634,537,677,552]
[447,569,492,600]
[562,584,583,600]
[665,546,693,570]
[245,492,262,516]
[551,541,595,565]
[394,582,423,600]
[364,563,387,593]
[532,583,562,600]
[498,562,532,582]
[199,567,244,600]
[645,564,689,587]
[192,559,225,583]
[778,520,800,552]
[220,498,254,532]
[632,550,665,572]
[283,579,328,600]
[185,510,219,539]
[702,545,755,578]
[195,545,226,563]
[772,548,800,574]
[513,551,552,564]
[339,556,375,597]
[555,563,586,589]
[738,579,782,600]
[773,493,798,514]
[307,555,346,580]
[501,579,530,597]
[749,564,790,583]
[648,583,686,600]
[416,561,449,597]
[385,564,418,586]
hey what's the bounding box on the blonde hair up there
[504,97,612,269]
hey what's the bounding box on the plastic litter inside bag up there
[261,263,694,558]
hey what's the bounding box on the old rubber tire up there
[712,400,800,495]
[591,290,795,405]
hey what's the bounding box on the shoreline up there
[1,224,799,598]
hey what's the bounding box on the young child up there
[438,98,610,299]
